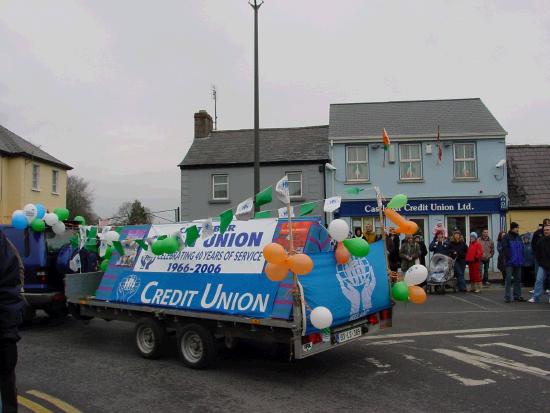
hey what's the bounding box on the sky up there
[1,0,549,219]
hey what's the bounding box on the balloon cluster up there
[262,242,314,282]
[98,230,121,271]
[383,194,418,235]
[151,235,181,256]
[328,219,370,264]
[11,204,69,234]
[391,264,428,304]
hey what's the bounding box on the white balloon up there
[23,204,38,223]
[328,219,349,242]
[12,210,24,219]
[104,231,120,242]
[44,213,59,226]
[404,264,428,286]
[310,306,333,329]
[52,221,65,235]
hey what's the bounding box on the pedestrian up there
[449,231,468,292]
[529,223,550,303]
[478,229,495,286]
[501,222,525,303]
[414,235,428,266]
[522,234,535,286]
[354,227,363,238]
[399,235,419,274]
[465,232,483,293]
[386,228,400,272]
[429,232,451,256]
[362,223,380,244]
[0,228,25,413]
[531,218,550,292]
[496,230,507,284]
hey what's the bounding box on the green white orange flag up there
[383,128,391,150]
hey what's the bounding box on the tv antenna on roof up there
[212,85,218,130]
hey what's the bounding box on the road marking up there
[403,354,495,386]
[471,295,508,307]
[365,339,415,345]
[451,295,488,310]
[477,343,550,359]
[433,348,520,379]
[455,333,510,338]
[361,324,550,340]
[18,395,53,413]
[27,390,83,413]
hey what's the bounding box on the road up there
[16,286,550,413]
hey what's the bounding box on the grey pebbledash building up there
[178,111,330,221]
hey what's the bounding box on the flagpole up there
[374,187,391,280]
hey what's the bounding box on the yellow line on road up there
[27,390,83,413]
[17,395,53,413]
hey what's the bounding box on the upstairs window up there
[285,171,302,198]
[52,170,59,193]
[454,143,477,179]
[32,164,40,190]
[346,145,369,181]
[212,174,228,200]
[399,143,422,180]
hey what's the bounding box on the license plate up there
[336,327,362,343]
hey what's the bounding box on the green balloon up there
[54,208,70,221]
[74,215,86,225]
[342,237,371,257]
[164,236,179,254]
[102,246,113,259]
[387,194,408,210]
[100,259,109,272]
[151,239,165,256]
[31,218,46,232]
[392,281,409,301]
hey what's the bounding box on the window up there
[52,170,59,193]
[399,143,422,180]
[453,143,477,179]
[346,146,369,181]
[285,171,302,198]
[212,174,228,200]
[32,164,40,190]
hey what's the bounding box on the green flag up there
[135,239,149,251]
[255,186,273,207]
[299,201,316,216]
[112,240,125,256]
[219,209,234,234]
[254,210,272,219]
[185,225,200,247]
[345,187,365,195]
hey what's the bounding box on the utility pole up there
[249,0,263,211]
[212,85,218,130]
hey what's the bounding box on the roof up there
[0,124,72,170]
[507,145,550,209]
[179,125,329,167]
[329,98,507,139]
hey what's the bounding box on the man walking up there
[531,218,550,292]
[529,223,550,303]
[501,222,525,303]
[478,229,495,286]
[0,228,25,412]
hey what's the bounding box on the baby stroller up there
[425,253,456,294]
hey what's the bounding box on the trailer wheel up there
[177,323,217,369]
[135,318,167,359]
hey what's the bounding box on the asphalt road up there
[16,286,550,413]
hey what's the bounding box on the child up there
[432,221,448,238]
[466,232,484,292]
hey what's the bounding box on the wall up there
[0,156,68,224]
[181,163,326,221]
[507,210,550,232]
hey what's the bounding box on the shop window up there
[285,171,302,198]
[352,217,382,237]
[453,143,477,179]
[346,145,369,182]
[447,216,489,239]
[399,143,422,180]
[212,174,228,200]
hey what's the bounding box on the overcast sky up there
[1,0,549,219]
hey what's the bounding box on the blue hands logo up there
[140,255,156,270]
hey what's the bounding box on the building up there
[179,111,330,221]
[0,124,72,224]
[506,145,550,231]
[327,98,508,262]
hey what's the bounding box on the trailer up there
[65,218,393,369]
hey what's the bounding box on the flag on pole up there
[255,186,273,207]
[382,128,391,150]
[69,253,81,272]
[299,201,316,216]
[275,176,290,204]
[112,241,125,256]
[235,197,254,220]
[219,209,233,234]
[345,187,365,195]
[185,225,200,247]
[135,239,148,251]
[255,210,272,219]
[437,125,442,164]
[278,206,295,218]
[323,196,341,213]
[201,218,214,239]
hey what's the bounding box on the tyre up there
[67,303,93,321]
[176,323,217,369]
[135,318,167,359]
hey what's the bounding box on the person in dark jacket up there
[386,228,400,272]
[0,229,25,412]
[414,235,428,267]
[496,230,507,284]
[529,224,550,303]
[429,233,451,257]
[449,231,468,292]
[531,218,550,290]
[501,222,525,303]
[399,235,419,273]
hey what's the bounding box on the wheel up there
[135,318,167,359]
[176,323,217,369]
[224,336,240,351]
[67,303,93,321]
[44,302,69,319]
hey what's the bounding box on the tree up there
[114,200,152,225]
[66,175,97,223]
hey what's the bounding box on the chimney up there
[194,110,213,138]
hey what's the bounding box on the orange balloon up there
[403,220,419,235]
[265,262,290,281]
[408,285,427,304]
[335,242,351,265]
[384,208,418,235]
[263,242,288,265]
[287,253,314,275]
